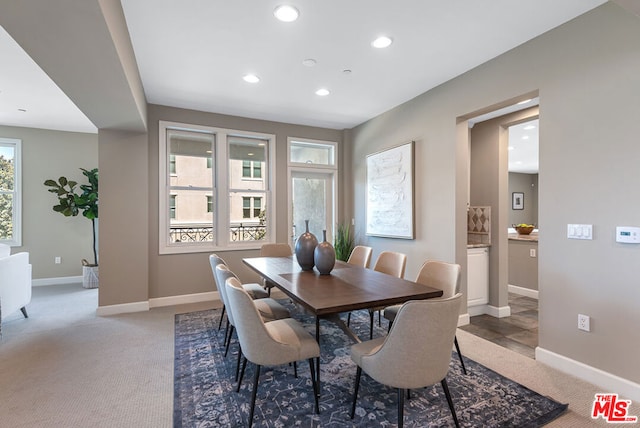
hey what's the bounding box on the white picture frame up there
[366,141,415,239]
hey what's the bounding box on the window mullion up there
[216,132,229,247]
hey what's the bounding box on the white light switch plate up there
[568,224,593,240]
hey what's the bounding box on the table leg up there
[315,316,321,397]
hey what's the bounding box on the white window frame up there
[0,138,22,247]
[159,121,275,254]
[288,137,337,169]
[287,137,338,246]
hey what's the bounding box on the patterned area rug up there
[174,304,567,427]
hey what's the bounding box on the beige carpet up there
[0,284,636,427]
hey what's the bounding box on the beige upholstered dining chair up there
[373,251,407,278]
[362,251,407,339]
[259,243,293,295]
[383,260,467,374]
[350,294,463,428]
[225,276,320,427]
[209,254,268,331]
[347,245,373,268]
[214,264,290,358]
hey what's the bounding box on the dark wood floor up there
[459,293,538,359]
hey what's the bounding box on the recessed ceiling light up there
[522,135,530,140]
[315,88,330,96]
[243,74,260,83]
[371,36,393,48]
[274,5,299,22]
[508,146,514,151]
[523,125,536,130]
[248,152,254,156]
[302,58,317,67]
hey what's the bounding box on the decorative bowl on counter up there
[513,224,535,235]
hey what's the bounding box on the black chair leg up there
[224,325,234,357]
[248,364,261,428]
[454,336,467,375]
[347,312,351,326]
[20,307,28,318]
[368,310,374,339]
[308,358,319,414]
[397,388,405,428]
[237,357,248,392]
[217,305,226,330]
[441,378,460,428]
[235,346,242,382]
[350,366,362,419]
[293,361,298,378]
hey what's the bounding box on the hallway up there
[460,293,538,359]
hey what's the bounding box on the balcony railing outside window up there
[169,224,266,243]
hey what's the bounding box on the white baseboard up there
[508,284,539,299]
[486,304,511,318]
[536,346,640,402]
[32,276,83,286]
[467,304,511,318]
[149,291,219,308]
[96,291,221,316]
[97,301,150,316]
[458,313,470,326]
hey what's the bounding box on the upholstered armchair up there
[0,244,32,331]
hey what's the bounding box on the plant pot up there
[82,264,99,289]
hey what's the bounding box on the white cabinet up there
[467,247,489,308]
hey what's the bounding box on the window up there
[159,121,274,253]
[169,155,176,174]
[169,195,176,219]
[242,160,262,178]
[289,138,335,166]
[242,196,262,219]
[287,138,337,248]
[0,138,21,246]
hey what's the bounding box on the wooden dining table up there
[243,256,443,391]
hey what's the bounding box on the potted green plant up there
[44,168,99,288]
[334,222,355,262]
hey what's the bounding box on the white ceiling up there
[0,0,607,134]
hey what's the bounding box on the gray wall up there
[347,3,640,383]
[0,125,98,279]
[509,173,538,226]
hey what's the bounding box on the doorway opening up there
[461,99,540,359]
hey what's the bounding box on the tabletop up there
[243,256,443,316]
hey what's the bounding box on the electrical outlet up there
[55,256,61,264]
[578,314,590,332]
[529,248,536,257]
